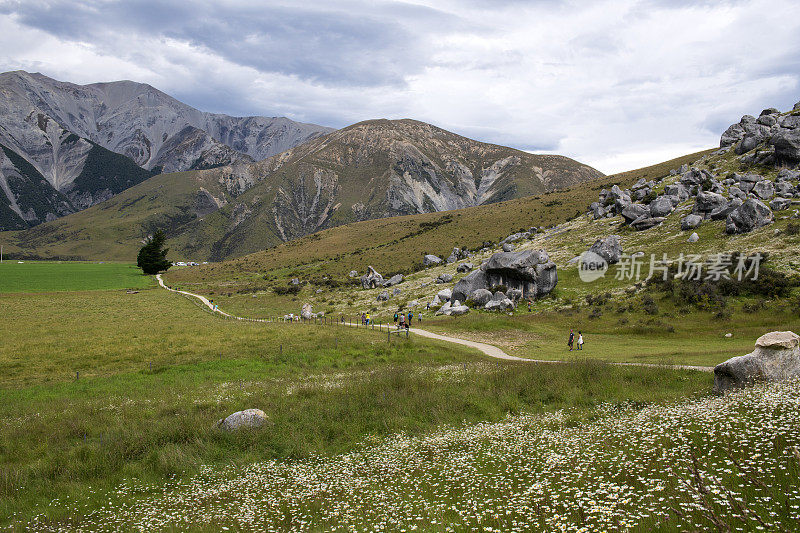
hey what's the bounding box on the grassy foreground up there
[53,379,798,532]
[0,286,711,528]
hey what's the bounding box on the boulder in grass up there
[360,266,384,289]
[630,217,665,231]
[448,304,470,316]
[713,331,800,393]
[725,198,774,234]
[681,214,703,230]
[456,262,474,273]
[648,196,674,218]
[693,191,728,218]
[771,197,792,211]
[752,180,775,201]
[437,288,452,302]
[588,235,622,264]
[451,269,488,303]
[710,198,743,221]
[423,254,442,267]
[383,274,404,287]
[217,409,268,431]
[470,288,493,306]
[687,232,699,243]
[621,203,649,223]
[436,273,453,284]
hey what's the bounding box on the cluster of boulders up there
[587,103,800,235]
[714,331,800,394]
[589,166,797,236]
[432,249,557,313]
[720,105,800,166]
[359,266,404,290]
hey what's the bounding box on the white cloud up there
[0,0,798,174]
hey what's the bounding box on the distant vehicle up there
[174,261,187,266]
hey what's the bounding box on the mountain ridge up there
[0,118,604,261]
[0,70,333,229]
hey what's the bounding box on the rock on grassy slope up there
[0,119,602,261]
[588,100,800,237]
[162,149,710,288]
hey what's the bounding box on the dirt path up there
[155,274,713,372]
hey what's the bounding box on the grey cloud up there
[3,0,454,87]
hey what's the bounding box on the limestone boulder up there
[714,331,800,393]
[588,235,622,264]
[423,254,442,267]
[648,196,674,218]
[217,409,268,431]
[469,288,493,306]
[360,266,384,289]
[383,274,404,287]
[681,214,703,230]
[456,262,474,273]
[725,198,773,234]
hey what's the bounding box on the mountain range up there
[0,70,332,229]
[1,118,603,261]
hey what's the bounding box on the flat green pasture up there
[0,261,152,293]
[422,296,800,367]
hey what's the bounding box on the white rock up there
[217,409,268,431]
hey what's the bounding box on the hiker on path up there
[408,311,413,324]
[394,312,399,324]
[577,331,584,350]
[366,312,371,325]
[398,313,405,329]
[361,312,366,325]
[568,329,574,351]
[527,299,532,312]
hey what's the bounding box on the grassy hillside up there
[0,119,604,262]
[164,149,713,286]
[0,168,230,260]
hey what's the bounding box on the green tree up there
[137,230,171,275]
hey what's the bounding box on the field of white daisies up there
[21,378,799,532]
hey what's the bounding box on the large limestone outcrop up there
[360,266,384,289]
[452,249,557,304]
[714,331,800,393]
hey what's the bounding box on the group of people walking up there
[567,329,584,351]
[393,311,414,330]
[356,311,418,330]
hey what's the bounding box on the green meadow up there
[0,261,152,293]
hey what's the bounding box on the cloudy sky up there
[1,0,798,174]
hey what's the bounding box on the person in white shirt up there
[577,331,584,350]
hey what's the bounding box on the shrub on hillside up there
[273,284,302,296]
